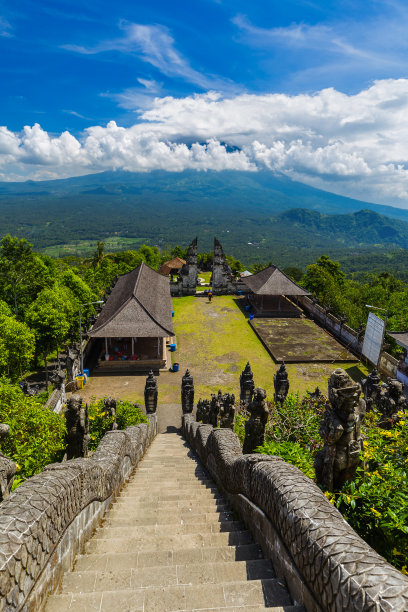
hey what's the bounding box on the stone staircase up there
[45,432,303,612]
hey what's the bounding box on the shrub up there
[0,378,66,488]
[256,440,315,479]
[88,398,148,450]
[328,410,408,573]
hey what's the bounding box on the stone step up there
[76,544,264,572]
[62,559,275,593]
[112,497,228,509]
[115,491,225,503]
[105,508,236,525]
[99,520,245,535]
[47,578,293,611]
[110,500,230,513]
[85,531,254,554]
[124,485,220,495]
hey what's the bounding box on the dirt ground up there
[79,295,369,430]
[251,318,357,362]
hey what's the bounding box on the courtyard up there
[251,317,357,362]
[80,296,369,418]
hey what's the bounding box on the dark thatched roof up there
[88,262,174,338]
[242,265,310,296]
[158,257,186,276]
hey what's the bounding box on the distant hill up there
[1,169,408,266]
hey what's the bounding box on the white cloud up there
[0,16,12,37]
[3,79,408,207]
[62,21,232,91]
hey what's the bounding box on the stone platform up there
[251,318,358,363]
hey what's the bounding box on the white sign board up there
[362,312,385,366]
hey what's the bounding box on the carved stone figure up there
[209,392,221,427]
[178,238,198,295]
[66,344,80,382]
[240,362,255,405]
[65,394,89,460]
[314,369,366,491]
[103,397,118,429]
[243,387,269,454]
[212,237,235,294]
[361,369,381,410]
[219,393,235,429]
[181,369,194,414]
[196,399,209,423]
[274,362,290,405]
[50,369,65,390]
[0,424,16,501]
[377,378,407,428]
[144,371,158,414]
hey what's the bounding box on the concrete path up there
[45,432,303,612]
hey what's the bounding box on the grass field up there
[80,295,370,411]
[42,236,147,257]
[172,295,369,399]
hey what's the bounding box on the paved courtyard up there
[79,295,368,430]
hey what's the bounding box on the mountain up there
[1,169,408,266]
[1,169,408,219]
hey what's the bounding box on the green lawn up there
[172,295,369,401]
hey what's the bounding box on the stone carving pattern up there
[243,387,269,454]
[65,394,90,460]
[182,412,408,612]
[144,371,158,414]
[0,419,156,610]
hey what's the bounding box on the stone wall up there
[0,415,157,612]
[298,295,398,378]
[182,414,408,612]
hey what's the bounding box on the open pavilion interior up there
[242,265,310,316]
[88,262,174,373]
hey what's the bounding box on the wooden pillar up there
[105,337,108,359]
[131,337,135,356]
[157,337,160,357]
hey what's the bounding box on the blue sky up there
[1,0,408,206]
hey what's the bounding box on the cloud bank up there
[2,79,408,207]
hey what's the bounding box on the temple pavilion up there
[158,256,186,277]
[242,265,310,316]
[88,262,174,373]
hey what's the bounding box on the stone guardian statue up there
[181,369,194,414]
[65,394,89,460]
[314,368,366,491]
[243,388,269,454]
[144,371,158,414]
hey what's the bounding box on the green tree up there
[0,235,51,317]
[26,285,75,386]
[0,302,35,380]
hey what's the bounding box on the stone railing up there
[0,415,157,612]
[182,414,408,612]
